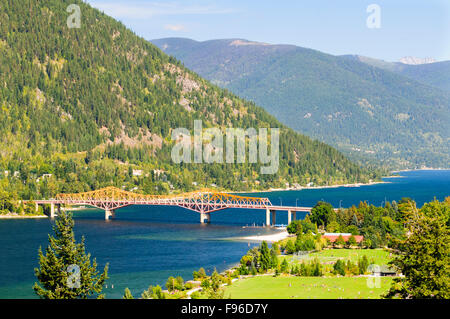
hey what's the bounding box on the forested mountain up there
[343,55,450,93]
[152,38,450,169]
[0,0,377,201]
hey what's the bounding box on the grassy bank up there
[224,275,393,299]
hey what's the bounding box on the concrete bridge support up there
[287,210,296,225]
[200,212,211,224]
[105,209,115,220]
[266,209,277,226]
[49,203,56,218]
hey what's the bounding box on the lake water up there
[0,169,448,298]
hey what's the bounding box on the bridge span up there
[29,187,325,225]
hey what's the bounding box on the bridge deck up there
[31,200,315,212]
[26,187,338,222]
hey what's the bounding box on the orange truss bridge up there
[31,186,318,224]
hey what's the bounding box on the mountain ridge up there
[152,37,450,169]
[342,54,450,92]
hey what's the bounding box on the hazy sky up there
[87,0,450,62]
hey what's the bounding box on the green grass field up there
[280,248,391,266]
[224,275,393,299]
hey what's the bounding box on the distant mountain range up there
[152,38,450,169]
[342,55,450,93]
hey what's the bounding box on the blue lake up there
[0,169,448,298]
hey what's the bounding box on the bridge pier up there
[49,203,56,218]
[200,212,210,224]
[266,209,277,227]
[105,209,115,220]
[287,210,296,225]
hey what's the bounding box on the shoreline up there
[0,214,47,219]
[231,180,388,194]
[391,168,449,173]
[235,230,292,243]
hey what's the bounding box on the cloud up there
[164,24,187,32]
[89,1,234,19]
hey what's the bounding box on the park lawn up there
[280,248,391,266]
[224,275,393,299]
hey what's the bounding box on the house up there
[322,233,364,243]
[369,265,397,276]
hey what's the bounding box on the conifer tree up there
[259,241,271,271]
[385,200,449,299]
[33,211,108,299]
[123,288,134,299]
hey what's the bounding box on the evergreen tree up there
[33,211,108,299]
[258,241,271,271]
[280,258,289,273]
[141,285,154,299]
[123,288,134,299]
[166,276,176,292]
[385,200,449,299]
[285,240,296,254]
[333,259,346,276]
[152,285,166,299]
[198,267,207,278]
[358,255,369,274]
[206,269,224,299]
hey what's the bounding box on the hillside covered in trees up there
[0,0,379,202]
[152,38,450,169]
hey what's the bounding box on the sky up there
[86,0,450,62]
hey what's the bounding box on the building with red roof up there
[322,233,363,243]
